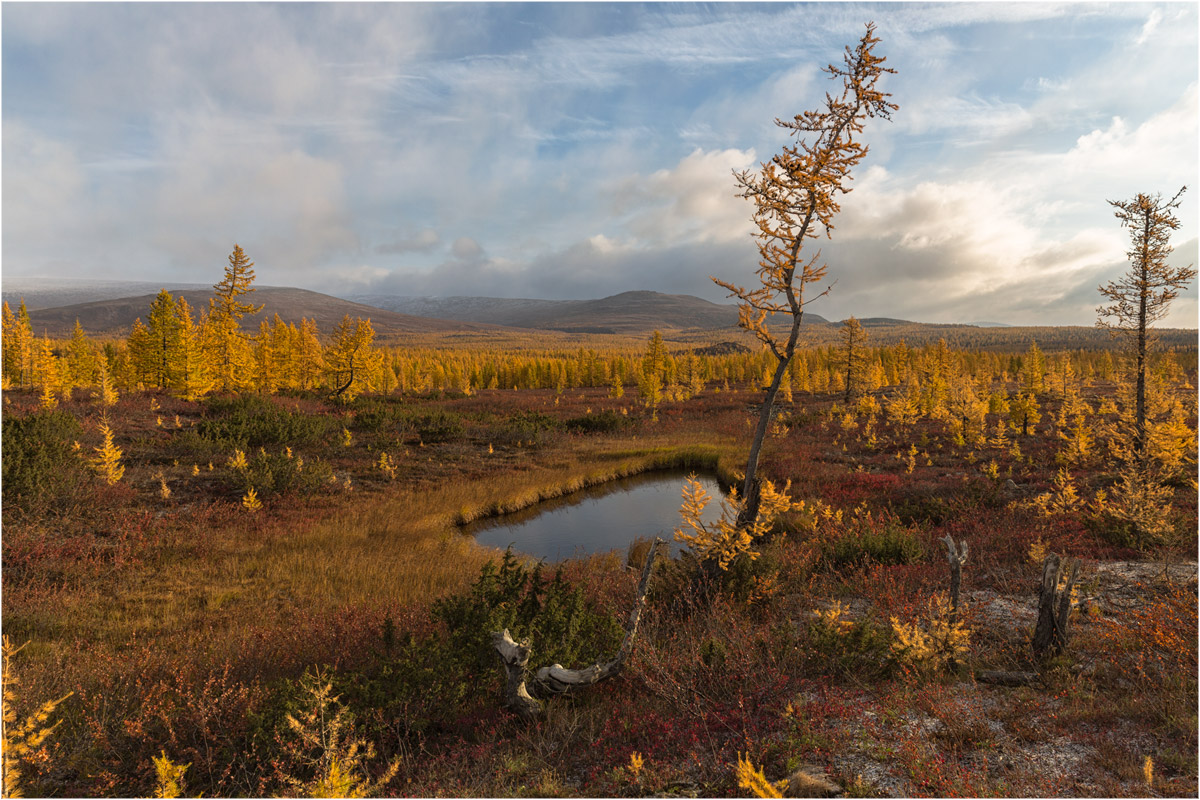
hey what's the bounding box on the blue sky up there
[3,1,1197,326]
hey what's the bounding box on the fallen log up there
[493,537,663,718]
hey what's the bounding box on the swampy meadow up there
[3,9,1198,800]
[5,319,1198,797]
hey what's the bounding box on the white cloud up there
[615,147,757,247]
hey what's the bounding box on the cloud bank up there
[2,2,1196,326]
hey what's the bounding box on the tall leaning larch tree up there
[716,22,896,522]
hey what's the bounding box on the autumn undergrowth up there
[2,378,1196,797]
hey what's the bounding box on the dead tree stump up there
[941,535,968,671]
[1031,553,1079,661]
[941,534,968,617]
[493,537,663,718]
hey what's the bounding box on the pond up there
[462,470,727,562]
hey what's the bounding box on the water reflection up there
[462,470,726,562]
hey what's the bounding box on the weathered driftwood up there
[491,630,544,719]
[493,537,663,718]
[1031,553,1079,661]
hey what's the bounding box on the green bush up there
[431,549,623,690]
[890,491,951,525]
[563,409,633,435]
[494,411,558,447]
[1,409,87,513]
[821,517,925,568]
[236,449,334,498]
[351,399,411,434]
[807,606,893,679]
[195,396,337,449]
[407,410,466,444]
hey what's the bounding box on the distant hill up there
[2,278,210,311]
[847,317,917,328]
[25,287,502,338]
[348,290,831,334]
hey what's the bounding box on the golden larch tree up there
[173,297,211,400]
[1098,187,1195,463]
[715,22,896,522]
[324,315,377,401]
[208,244,264,392]
[838,316,869,402]
[146,289,183,389]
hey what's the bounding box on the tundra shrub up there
[196,396,337,448]
[401,410,466,444]
[351,399,411,434]
[432,549,623,692]
[821,514,924,568]
[1,409,87,514]
[237,450,334,498]
[494,410,558,447]
[563,409,632,435]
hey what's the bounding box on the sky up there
[2,1,1197,326]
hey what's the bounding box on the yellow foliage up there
[283,671,398,798]
[377,452,396,481]
[1028,538,1049,566]
[1029,467,1081,516]
[228,449,248,470]
[890,593,970,674]
[3,637,72,798]
[673,474,801,570]
[38,385,56,410]
[92,419,125,485]
[243,487,262,513]
[158,475,171,500]
[628,752,644,781]
[734,753,785,799]
[814,601,854,633]
[152,751,190,798]
[342,427,353,447]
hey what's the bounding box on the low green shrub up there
[236,449,334,498]
[195,396,338,449]
[1,409,88,513]
[431,549,623,689]
[402,410,466,444]
[821,516,925,568]
[493,411,558,447]
[890,491,951,525]
[807,603,894,679]
[563,409,633,435]
[351,399,411,434]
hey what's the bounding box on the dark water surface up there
[462,470,726,562]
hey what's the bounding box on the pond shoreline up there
[449,445,740,528]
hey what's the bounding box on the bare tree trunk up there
[493,538,663,719]
[1031,553,1079,661]
[941,535,968,671]
[941,535,968,617]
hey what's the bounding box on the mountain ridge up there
[22,287,506,338]
[344,289,831,333]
